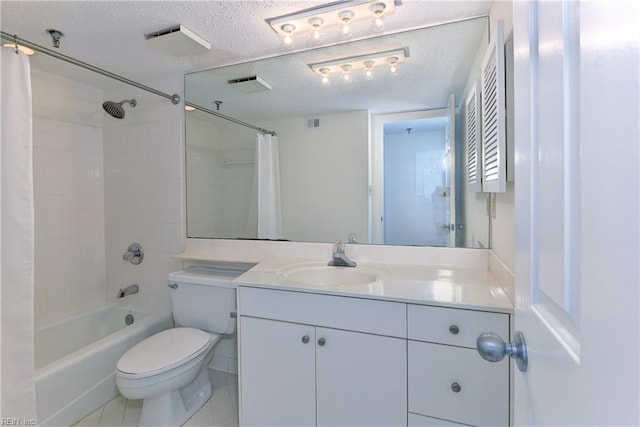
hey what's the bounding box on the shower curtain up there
[256,133,282,239]
[1,47,37,421]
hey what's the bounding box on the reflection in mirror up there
[185,17,491,248]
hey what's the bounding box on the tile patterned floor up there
[73,370,238,427]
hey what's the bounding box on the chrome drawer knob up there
[476,331,528,372]
[317,337,326,346]
[451,382,461,393]
[449,324,459,335]
[301,335,310,344]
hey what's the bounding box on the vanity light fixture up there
[266,0,399,48]
[309,47,408,84]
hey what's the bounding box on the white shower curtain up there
[256,133,282,240]
[1,47,37,421]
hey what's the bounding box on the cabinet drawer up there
[239,286,406,338]
[408,304,509,348]
[408,341,509,427]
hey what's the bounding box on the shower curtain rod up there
[1,31,180,105]
[185,102,277,136]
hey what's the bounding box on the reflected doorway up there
[371,97,457,246]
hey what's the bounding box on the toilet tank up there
[168,266,247,335]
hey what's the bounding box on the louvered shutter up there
[481,20,506,193]
[466,84,482,192]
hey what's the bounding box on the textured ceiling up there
[0,1,493,90]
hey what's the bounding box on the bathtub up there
[35,304,173,426]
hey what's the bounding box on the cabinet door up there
[315,327,407,427]
[239,317,316,427]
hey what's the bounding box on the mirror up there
[184,17,490,248]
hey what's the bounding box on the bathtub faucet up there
[118,284,139,298]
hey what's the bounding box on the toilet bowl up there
[115,267,242,427]
[116,327,221,426]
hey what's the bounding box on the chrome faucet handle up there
[333,240,345,253]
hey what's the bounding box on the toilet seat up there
[116,327,216,379]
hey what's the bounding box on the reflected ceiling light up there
[340,64,353,83]
[308,47,408,84]
[308,17,324,45]
[281,23,296,47]
[363,60,375,80]
[387,56,399,76]
[370,2,386,32]
[266,0,399,48]
[319,67,331,85]
[185,105,196,111]
[338,10,355,39]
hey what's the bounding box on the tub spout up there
[118,284,139,298]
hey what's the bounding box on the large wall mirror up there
[184,16,491,248]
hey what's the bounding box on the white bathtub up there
[35,304,173,426]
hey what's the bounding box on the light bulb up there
[308,17,324,45]
[363,60,375,81]
[370,3,386,33]
[387,56,399,76]
[341,64,353,83]
[338,10,354,39]
[281,23,296,48]
[319,68,331,86]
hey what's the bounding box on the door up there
[512,0,639,425]
[239,317,316,426]
[315,327,407,427]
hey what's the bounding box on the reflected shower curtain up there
[1,48,37,421]
[256,133,282,239]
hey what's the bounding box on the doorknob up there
[476,331,528,372]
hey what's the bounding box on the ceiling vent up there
[145,25,211,57]
[227,75,273,94]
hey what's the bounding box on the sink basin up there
[278,263,379,287]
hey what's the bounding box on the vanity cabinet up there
[407,304,510,426]
[238,287,407,427]
[238,286,511,427]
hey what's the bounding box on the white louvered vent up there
[466,84,482,192]
[481,20,506,193]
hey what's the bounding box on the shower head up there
[102,99,136,119]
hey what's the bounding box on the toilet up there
[115,267,241,426]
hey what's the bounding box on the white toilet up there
[115,267,241,426]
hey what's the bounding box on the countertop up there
[233,257,513,314]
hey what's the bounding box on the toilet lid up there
[117,327,213,378]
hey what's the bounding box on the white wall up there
[103,76,184,313]
[31,70,106,326]
[259,111,369,243]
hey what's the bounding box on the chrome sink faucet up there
[328,240,357,267]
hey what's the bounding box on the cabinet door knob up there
[317,337,326,346]
[451,382,461,393]
[449,325,460,335]
[301,335,310,344]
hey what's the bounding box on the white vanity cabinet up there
[238,287,407,427]
[407,304,510,426]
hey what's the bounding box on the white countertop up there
[233,257,513,313]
